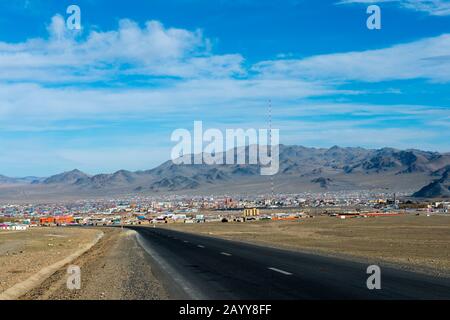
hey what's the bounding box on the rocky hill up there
[1,145,449,200]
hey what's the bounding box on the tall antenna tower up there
[269,99,274,203]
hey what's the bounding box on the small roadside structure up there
[12,224,28,231]
[0,223,29,231]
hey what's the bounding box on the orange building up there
[39,216,74,226]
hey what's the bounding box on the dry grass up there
[0,227,100,292]
[161,215,450,276]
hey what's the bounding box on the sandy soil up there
[21,228,168,300]
[0,227,100,293]
[160,215,450,277]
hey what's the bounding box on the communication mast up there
[269,99,274,203]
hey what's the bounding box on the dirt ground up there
[161,214,450,277]
[0,227,100,293]
[21,228,168,300]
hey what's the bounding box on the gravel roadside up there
[21,228,168,300]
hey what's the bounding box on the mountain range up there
[413,166,450,198]
[1,145,449,201]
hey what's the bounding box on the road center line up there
[183,240,189,243]
[197,245,205,248]
[220,252,232,256]
[268,267,293,275]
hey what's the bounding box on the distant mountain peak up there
[329,145,341,150]
[42,169,90,185]
[1,145,450,199]
[413,167,450,198]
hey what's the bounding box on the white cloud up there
[2,14,450,88]
[0,79,337,128]
[0,15,244,83]
[337,0,450,16]
[253,34,450,82]
[0,14,449,176]
[0,18,448,141]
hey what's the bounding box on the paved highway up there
[130,226,450,299]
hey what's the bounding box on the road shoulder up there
[20,228,168,300]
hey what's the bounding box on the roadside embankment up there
[0,227,102,298]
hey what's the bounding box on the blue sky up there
[0,0,449,176]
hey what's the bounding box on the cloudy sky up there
[0,0,449,176]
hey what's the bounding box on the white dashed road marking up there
[197,245,205,248]
[220,252,232,256]
[268,267,293,275]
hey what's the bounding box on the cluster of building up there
[428,201,450,213]
[0,193,447,230]
[0,219,34,231]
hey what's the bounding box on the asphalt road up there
[130,226,450,300]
